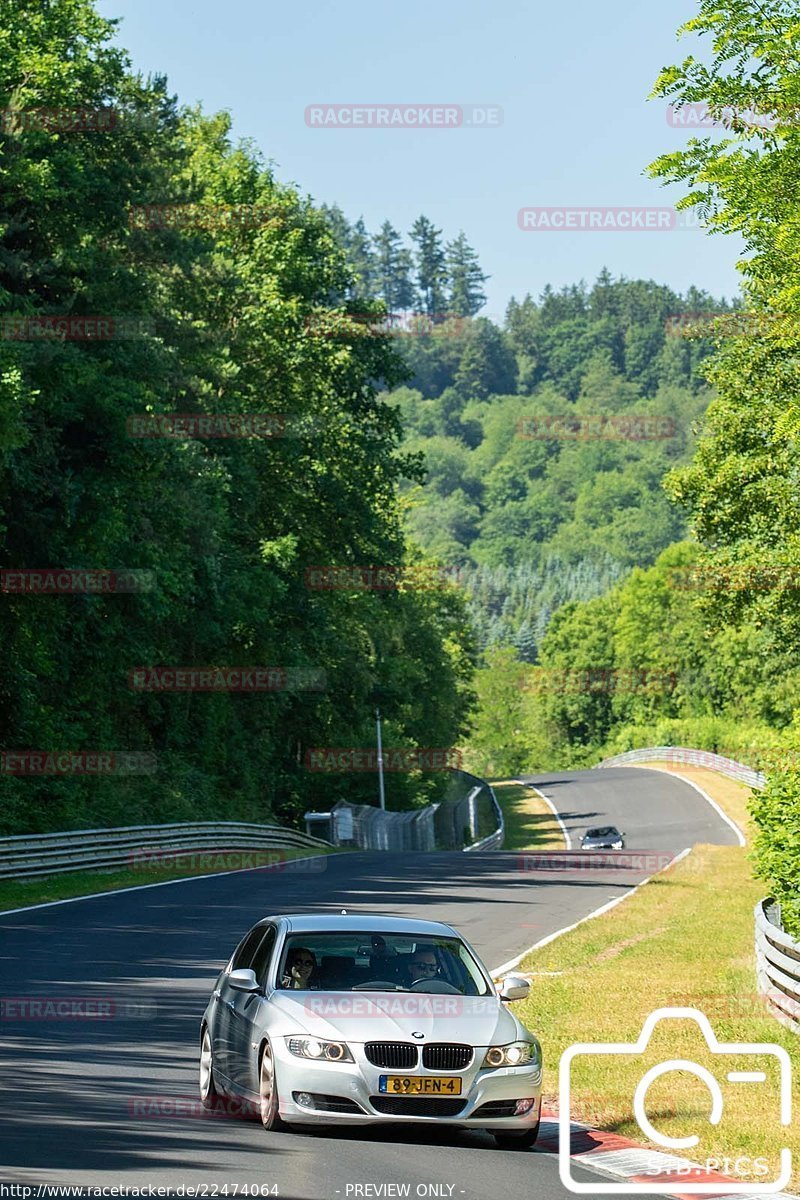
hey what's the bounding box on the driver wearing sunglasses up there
[406,949,439,984]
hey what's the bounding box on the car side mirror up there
[498,974,530,1002]
[229,968,260,992]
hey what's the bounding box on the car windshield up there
[586,827,617,838]
[276,931,492,995]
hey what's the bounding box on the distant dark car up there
[580,826,625,850]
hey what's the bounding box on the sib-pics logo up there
[558,1008,792,1194]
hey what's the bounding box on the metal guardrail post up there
[755,900,800,1033]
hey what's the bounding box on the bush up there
[750,772,800,940]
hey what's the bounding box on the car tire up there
[259,1040,287,1131]
[493,1120,540,1150]
[199,1027,218,1110]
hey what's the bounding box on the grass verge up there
[0,845,340,913]
[492,780,567,851]
[514,766,799,1190]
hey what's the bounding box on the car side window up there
[251,924,277,987]
[230,926,265,972]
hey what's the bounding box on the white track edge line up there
[0,852,333,917]
[518,779,573,849]
[491,847,692,976]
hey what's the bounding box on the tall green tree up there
[410,215,448,315]
[446,231,488,317]
[373,220,416,311]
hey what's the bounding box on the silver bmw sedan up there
[200,912,543,1148]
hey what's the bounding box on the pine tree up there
[346,217,376,300]
[373,220,416,311]
[446,231,488,317]
[410,215,448,316]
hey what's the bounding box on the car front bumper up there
[272,1042,543,1128]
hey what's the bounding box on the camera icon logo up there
[559,1007,792,1194]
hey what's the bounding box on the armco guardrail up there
[595,745,766,789]
[462,784,504,852]
[0,821,331,880]
[755,900,800,1032]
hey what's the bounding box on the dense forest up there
[327,211,734,659]
[0,0,475,834]
[463,0,800,935]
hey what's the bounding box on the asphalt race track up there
[0,767,742,1198]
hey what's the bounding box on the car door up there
[214,925,268,1084]
[226,923,278,1093]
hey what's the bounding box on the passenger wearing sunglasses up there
[281,947,318,989]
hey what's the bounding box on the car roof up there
[256,913,459,937]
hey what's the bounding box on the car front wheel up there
[493,1120,540,1150]
[259,1040,286,1131]
[199,1027,218,1109]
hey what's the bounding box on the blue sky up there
[98,0,744,314]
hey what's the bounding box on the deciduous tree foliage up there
[648,0,800,934]
[0,0,475,834]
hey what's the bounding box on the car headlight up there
[285,1036,353,1062]
[611,841,623,850]
[482,1039,541,1069]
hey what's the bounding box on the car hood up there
[267,990,522,1046]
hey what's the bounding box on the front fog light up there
[296,1091,314,1108]
[514,1097,537,1115]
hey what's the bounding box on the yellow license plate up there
[379,1075,463,1095]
